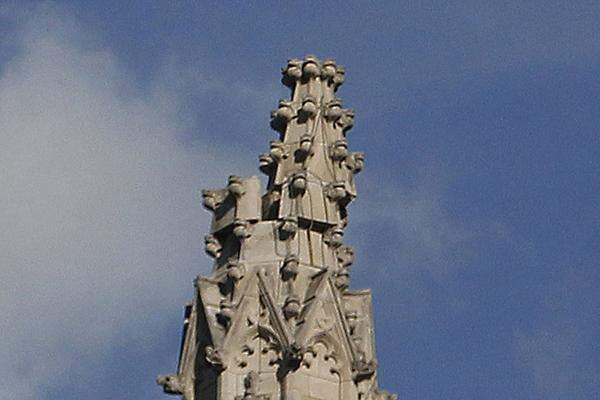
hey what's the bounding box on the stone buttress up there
[157,56,396,400]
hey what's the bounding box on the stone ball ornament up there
[327,181,348,201]
[302,55,321,78]
[280,216,298,237]
[275,99,295,122]
[301,95,318,118]
[330,139,349,161]
[233,218,251,239]
[226,261,246,282]
[283,295,302,319]
[227,175,245,197]
[290,171,308,193]
[204,234,222,258]
[258,153,275,173]
[269,140,286,161]
[298,134,313,155]
[201,189,219,211]
[325,98,344,121]
[321,58,337,79]
[325,225,345,248]
[281,253,300,280]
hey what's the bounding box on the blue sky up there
[1,2,599,399]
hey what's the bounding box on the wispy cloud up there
[514,267,600,399]
[347,169,470,281]
[0,5,252,399]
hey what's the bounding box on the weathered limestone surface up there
[157,56,396,400]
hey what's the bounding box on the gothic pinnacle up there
[158,56,396,400]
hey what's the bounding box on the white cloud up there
[0,6,251,399]
[348,170,470,280]
[514,268,600,399]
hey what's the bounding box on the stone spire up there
[157,56,396,400]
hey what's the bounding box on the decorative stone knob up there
[339,108,355,132]
[282,58,303,83]
[259,153,275,173]
[301,95,317,118]
[201,189,218,211]
[218,299,234,324]
[302,350,315,367]
[333,65,345,89]
[280,216,298,238]
[205,345,224,368]
[335,270,350,291]
[283,296,301,319]
[157,374,184,395]
[204,234,222,258]
[269,141,286,161]
[227,175,245,197]
[330,139,349,161]
[325,226,344,248]
[290,171,307,193]
[321,59,337,80]
[346,152,365,174]
[281,253,299,280]
[302,55,321,78]
[275,99,295,122]
[345,310,359,330]
[233,219,251,239]
[227,261,246,281]
[298,134,313,155]
[336,245,355,267]
[325,99,343,121]
[327,181,347,201]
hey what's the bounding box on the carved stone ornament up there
[204,234,222,258]
[157,374,184,395]
[227,175,246,197]
[158,56,396,400]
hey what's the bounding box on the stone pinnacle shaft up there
[158,56,396,400]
